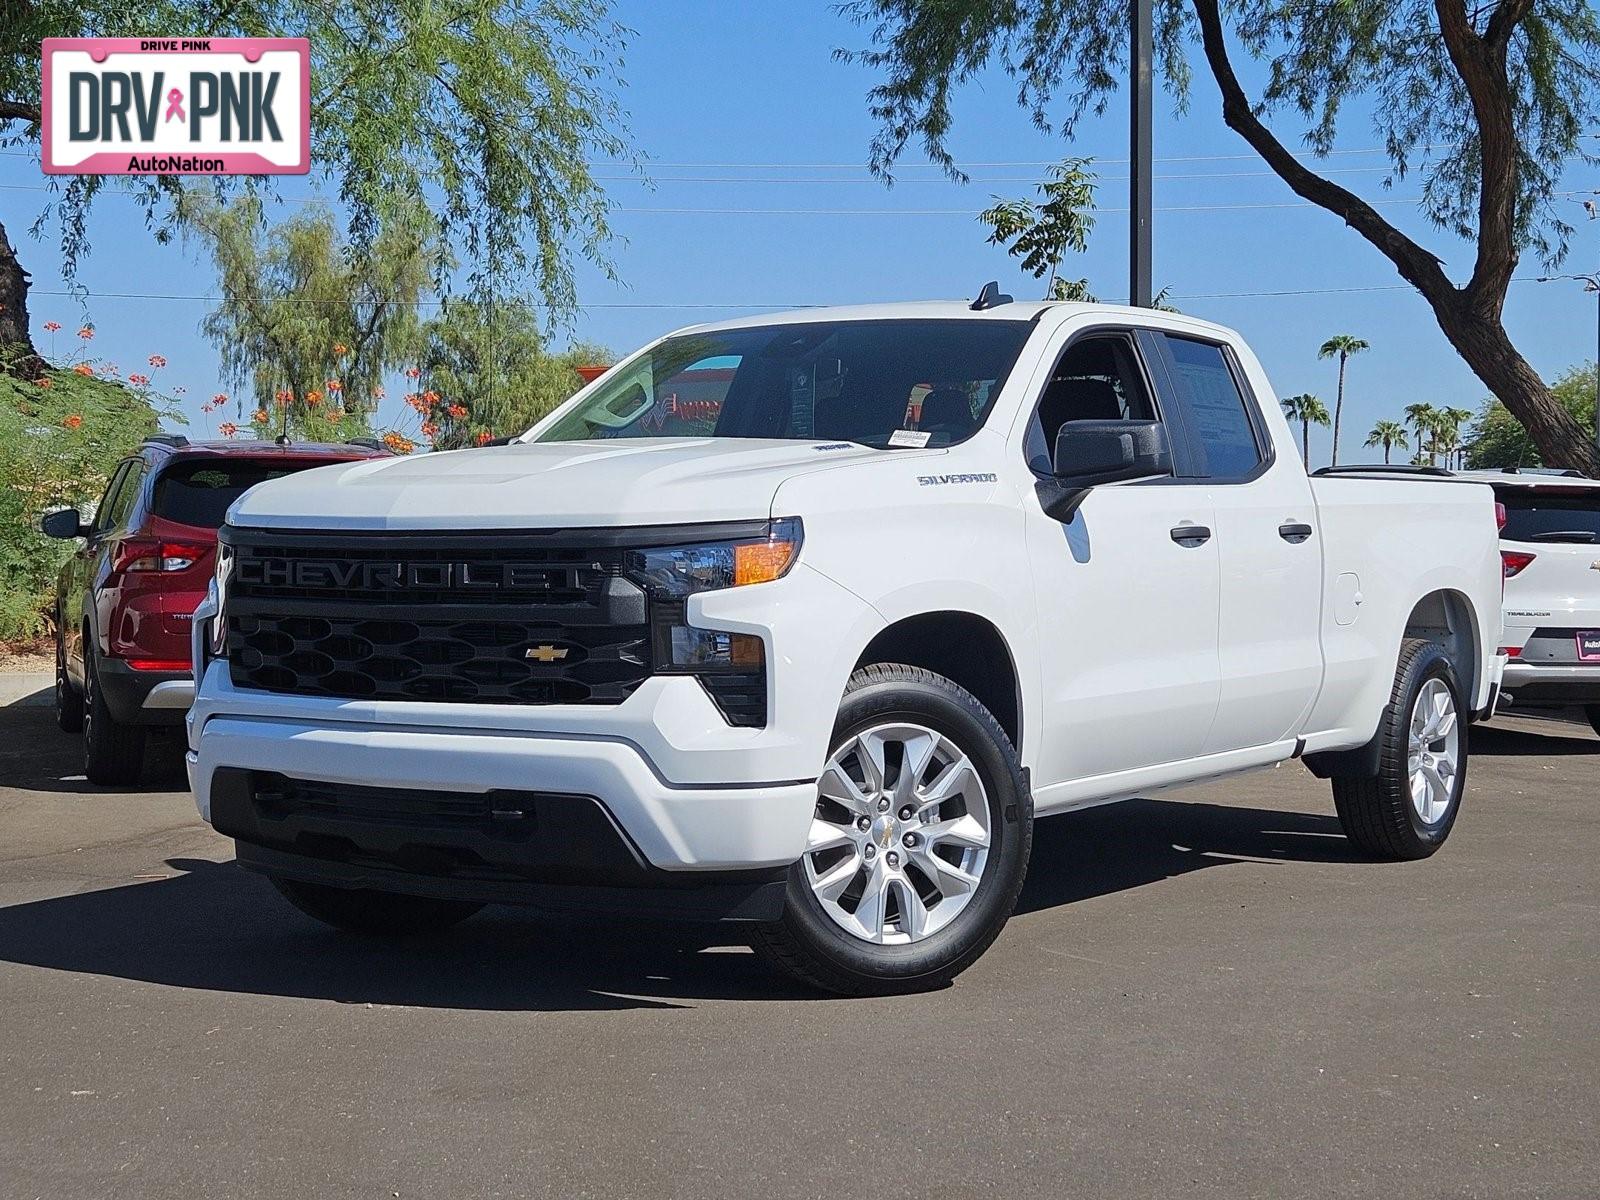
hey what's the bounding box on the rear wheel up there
[271,878,484,936]
[1332,639,1466,860]
[55,626,82,733]
[82,650,146,787]
[752,664,1032,996]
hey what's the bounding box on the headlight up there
[625,518,802,597]
[626,519,800,728]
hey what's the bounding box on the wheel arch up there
[1403,588,1481,714]
[851,610,1023,755]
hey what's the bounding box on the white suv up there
[1467,469,1600,733]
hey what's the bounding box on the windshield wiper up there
[1526,530,1599,543]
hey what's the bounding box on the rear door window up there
[1150,334,1265,479]
[1497,489,1600,544]
[151,460,318,529]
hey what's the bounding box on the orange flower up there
[253,409,269,423]
[72,363,94,377]
[212,393,227,405]
[476,430,493,446]
[219,422,239,437]
[35,378,52,389]
[371,386,385,400]
[421,389,440,404]
[43,321,61,333]
[333,342,348,355]
[325,379,342,393]
[147,354,167,368]
[330,407,345,420]
[77,326,94,340]
[129,373,151,386]
[404,366,421,379]
[447,403,468,420]
[63,414,83,429]
[421,420,439,438]
[305,390,323,405]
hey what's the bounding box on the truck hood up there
[227,437,889,530]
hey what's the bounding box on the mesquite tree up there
[842,0,1600,473]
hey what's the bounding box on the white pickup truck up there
[187,294,1506,994]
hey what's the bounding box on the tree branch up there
[0,99,42,126]
[1190,0,1457,302]
[1435,0,1524,312]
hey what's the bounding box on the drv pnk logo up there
[42,38,309,176]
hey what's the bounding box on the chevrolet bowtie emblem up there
[525,644,569,663]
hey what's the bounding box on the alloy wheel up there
[805,722,992,945]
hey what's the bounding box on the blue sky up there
[4,2,1598,465]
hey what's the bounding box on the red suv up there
[42,435,389,784]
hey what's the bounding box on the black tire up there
[1583,705,1600,740]
[271,877,484,936]
[1332,638,1467,861]
[55,626,83,733]
[82,649,146,787]
[752,663,1033,996]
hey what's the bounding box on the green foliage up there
[1468,364,1598,468]
[1,0,630,314]
[411,299,610,450]
[842,1,1600,265]
[979,160,1098,296]
[0,364,174,641]
[184,195,429,439]
[1280,392,1329,463]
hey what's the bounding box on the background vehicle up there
[42,436,389,785]
[1463,468,1600,734]
[185,297,1505,994]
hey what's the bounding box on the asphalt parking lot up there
[0,699,1595,1200]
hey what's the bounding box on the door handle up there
[1170,524,1212,547]
[1278,522,1314,544]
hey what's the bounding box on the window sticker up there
[888,429,932,448]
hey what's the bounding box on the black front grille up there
[224,529,651,705]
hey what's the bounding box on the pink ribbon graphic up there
[164,88,185,123]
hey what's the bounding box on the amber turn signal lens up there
[733,536,800,586]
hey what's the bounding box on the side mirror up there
[40,508,85,539]
[1037,419,1172,522]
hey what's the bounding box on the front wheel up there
[1332,638,1466,860]
[752,664,1033,996]
[55,626,83,734]
[271,877,484,936]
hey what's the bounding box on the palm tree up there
[1364,419,1409,464]
[1318,334,1370,466]
[1404,402,1438,465]
[1280,394,1330,464]
[1429,406,1475,469]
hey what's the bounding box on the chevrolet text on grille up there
[235,557,571,590]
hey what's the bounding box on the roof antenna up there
[970,280,1013,311]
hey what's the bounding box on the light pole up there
[1536,272,1600,456]
[1130,0,1153,308]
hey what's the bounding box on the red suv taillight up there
[114,540,206,573]
[1501,549,1536,578]
[1494,501,1507,531]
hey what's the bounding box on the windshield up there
[1497,488,1600,544]
[535,319,1033,448]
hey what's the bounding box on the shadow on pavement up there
[1470,719,1598,757]
[0,798,1371,1010]
[0,708,187,794]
